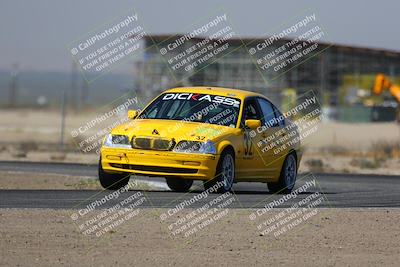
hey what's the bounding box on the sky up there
[0,0,399,73]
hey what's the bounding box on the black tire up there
[203,150,235,193]
[166,177,193,192]
[268,153,297,194]
[98,159,130,190]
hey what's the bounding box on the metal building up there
[134,34,400,108]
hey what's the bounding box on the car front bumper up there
[100,147,220,180]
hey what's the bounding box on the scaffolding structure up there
[135,35,400,108]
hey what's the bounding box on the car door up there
[235,97,267,179]
[256,97,288,177]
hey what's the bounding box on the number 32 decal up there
[243,130,253,158]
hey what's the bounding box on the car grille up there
[131,136,175,151]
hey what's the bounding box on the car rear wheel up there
[204,150,235,193]
[98,159,130,190]
[268,153,297,194]
[166,177,193,192]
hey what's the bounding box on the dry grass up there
[304,159,325,172]
[370,141,400,158]
[349,158,381,169]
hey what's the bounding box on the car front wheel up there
[166,177,193,192]
[268,153,297,194]
[204,150,235,193]
[98,159,130,190]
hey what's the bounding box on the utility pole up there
[60,88,67,151]
[60,62,77,151]
[389,64,395,79]
[9,64,19,108]
[71,61,78,110]
[81,78,89,108]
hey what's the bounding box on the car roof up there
[164,86,264,100]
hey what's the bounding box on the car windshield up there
[138,92,241,127]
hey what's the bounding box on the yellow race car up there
[99,87,302,193]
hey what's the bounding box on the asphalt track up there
[0,161,399,209]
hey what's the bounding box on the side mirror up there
[245,119,261,130]
[127,110,139,120]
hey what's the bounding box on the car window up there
[257,98,279,127]
[166,100,181,117]
[272,105,285,126]
[138,93,241,127]
[243,97,262,122]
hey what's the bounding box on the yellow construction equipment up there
[372,73,400,122]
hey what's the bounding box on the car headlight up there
[103,134,131,148]
[173,140,216,155]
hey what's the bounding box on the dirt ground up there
[0,171,162,191]
[0,208,399,267]
[0,171,100,190]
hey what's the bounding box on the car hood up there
[111,119,237,142]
